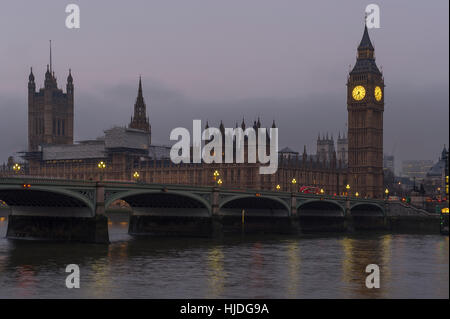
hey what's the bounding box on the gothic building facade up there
[28,65,74,152]
[347,24,384,198]
[6,22,384,198]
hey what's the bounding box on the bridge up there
[0,177,387,243]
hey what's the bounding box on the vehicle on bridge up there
[299,186,320,194]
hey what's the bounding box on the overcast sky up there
[0,0,448,173]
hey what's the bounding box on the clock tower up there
[347,23,384,198]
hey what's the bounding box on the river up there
[0,215,448,299]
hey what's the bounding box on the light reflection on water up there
[0,215,448,299]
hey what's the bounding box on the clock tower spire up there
[347,22,384,198]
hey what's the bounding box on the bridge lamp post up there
[346,184,350,198]
[355,192,359,198]
[320,188,324,195]
[213,170,220,184]
[291,178,297,192]
[98,161,106,181]
[385,188,389,201]
[276,184,281,191]
[133,171,140,183]
[12,163,21,174]
[217,178,223,187]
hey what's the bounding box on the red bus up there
[299,186,321,194]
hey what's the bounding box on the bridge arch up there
[297,199,345,217]
[350,203,385,217]
[0,186,95,214]
[219,195,290,216]
[105,189,212,216]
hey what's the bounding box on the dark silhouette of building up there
[129,76,151,135]
[28,43,74,151]
[347,23,385,198]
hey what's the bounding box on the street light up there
[12,163,21,174]
[213,170,220,180]
[98,161,106,169]
[98,161,106,181]
[291,178,297,192]
[346,184,350,197]
[276,184,281,191]
[355,192,359,197]
[320,188,324,195]
[217,178,223,186]
[133,171,140,182]
[385,188,389,201]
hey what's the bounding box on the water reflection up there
[340,234,392,298]
[0,217,448,298]
[15,265,36,298]
[249,242,266,294]
[286,241,301,298]
[206,246,226,298]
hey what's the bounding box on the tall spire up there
[358,23,374,51]
[138,75,143,96]
[129,76,150,132]
[28,67,34,82]
[350,21,380,75]
[49,40,52,73]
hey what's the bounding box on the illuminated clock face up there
[374,86,382,101]
[352,85,366,101]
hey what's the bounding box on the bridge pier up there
[344,198,355,232]
[6,214,109,243]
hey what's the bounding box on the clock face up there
[374,86,382,101]
[352,85,366,101]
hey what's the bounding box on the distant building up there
[279,147,299,159]
[424,146,448,197]
[402,160,434,182]
[383,155,395,173]
[316,133,335,163]
[337,132,348,165]
[315,132,347,166]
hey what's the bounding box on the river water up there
[0,215,448,299]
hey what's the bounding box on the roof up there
[350,58,381,75]
[104,126,150,150]
[42,143,105,160]
[279,147,298,154]
[358,25,374,50]
[427,159,445,177]
[148,144,171,159]
[350,24,381,76]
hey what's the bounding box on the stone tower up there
[28,46,74,151]
[347,23,384,198]
[337,132,348,165]
[317,133,335,163]
[129,77,151,136]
